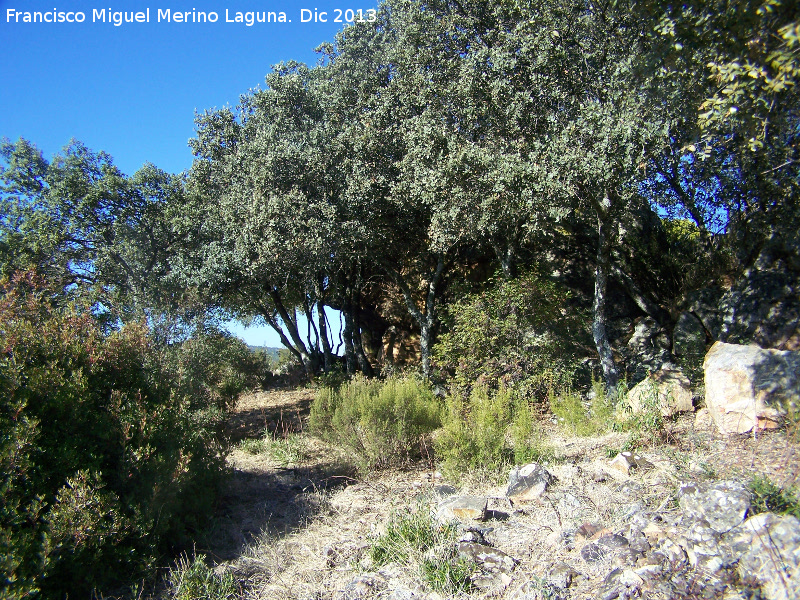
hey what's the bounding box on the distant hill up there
[247,346,282,362]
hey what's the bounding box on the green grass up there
[166,553,238,600]
[238,432,309,466]
[369,508,473,595]
[748,475,800,519]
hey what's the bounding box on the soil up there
[198,387,800,600]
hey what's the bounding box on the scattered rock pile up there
[338,463,799,600]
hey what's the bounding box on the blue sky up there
[1,0,363,346]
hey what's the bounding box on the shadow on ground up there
[225,390,314,443]
[200,387,355,562]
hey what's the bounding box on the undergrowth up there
[309,376,441,472]
[748,475,800,519]
[369,508,472,595]
[166,553,238,600]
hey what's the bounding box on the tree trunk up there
[392,255,445,379]
[352,305,374,377]
[342,293,357,375]
[593,195,620,393]
[317,299,333,372]
[269,288,315,374]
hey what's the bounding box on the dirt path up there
[202,388,800,600]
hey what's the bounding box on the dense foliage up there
[0,273,245,598]
[2,0,799,593]
[309,376,441,471]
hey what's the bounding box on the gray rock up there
[704,341,800,433]
[548,561,581,590]
[625,317,673,382]
[678,480,751,533]
[436,495,487,521]
[598,568,644,600]
[457,542,518,574]
[599,534,630,549]
[724,512,800,600]
[507,463,554,503]
[673,311,708,357]
[681,521,726,573]
[649,537,687,567]
[625,367,694,417]
[336,573,387,600]
[580,542,608,563]
[608,452,653,476]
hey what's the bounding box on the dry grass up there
[185,387,800,600]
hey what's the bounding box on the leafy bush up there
[0,272,230,598]
[748,476,800,519]
[169,327,271,410]
[434,271,589,403]
[309,376,442,472]
[434,385,549,477]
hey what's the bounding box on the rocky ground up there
[199,388,800,600]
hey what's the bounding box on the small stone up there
[580,542,608,563]
[323,545,338,567]
[506,463,554,502]
[432,484,457,498]
[457,542,518,574]
[694,407,715,430]
[609,452,654,476]
[436,495,487,521]
[547,562,580,590]
[336,573,387,600]
[598,533,629,548]
[576,522,602,539]
[642,522,664,541]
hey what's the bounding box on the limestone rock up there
[608,451,654,476]
[457,542,518,574]
[724,512,800,600]
[625,366,694,417]
[703,341,800,433]
[580,542,608,563]
[506,463,554,503]
[694,407,715,430]
[547,562,581,590]
[336,573,387,600]
[436,495,487,521]
[678,480,751,533]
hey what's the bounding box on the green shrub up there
[434,385,550,476]
[0,272,229,598]
[169,327,270,411]
[167,553,238,600]
[550,379,615,437]
[369,508,472,595]
[433,271,589,403]
[309,376,442,472]
[748,476,800,519]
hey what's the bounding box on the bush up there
[550,378,615,437]
[434,385,549,477]
[434,271,589,403]
[0,273,230,598]
[309,376,442,472]
[169,327,271,411]
[748,476,800,519]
